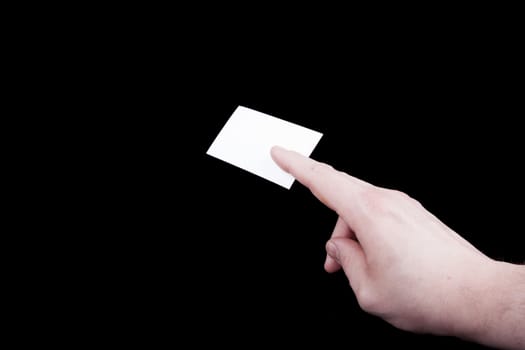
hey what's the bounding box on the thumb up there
[326,238,368,290]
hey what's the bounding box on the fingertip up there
[270,145,287,158]
[328,237,367,284]
[270,145,289,170]
[324,255,341,273]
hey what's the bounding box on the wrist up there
[459,260,525,349]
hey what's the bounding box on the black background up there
[132,55,522,348]
[57,14,524,348]
[182,82,521,349]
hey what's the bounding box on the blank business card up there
[206,106,323,189]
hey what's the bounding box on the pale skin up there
[271,146,525,350]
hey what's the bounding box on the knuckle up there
[305,162,335,190]
[387,189,409,200]
[355,285,381,312]
[359,187,391,214]
[388,189,422,207]
[359,187,419,215]
[310,161,334,174]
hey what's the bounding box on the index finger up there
[271,146,366,217]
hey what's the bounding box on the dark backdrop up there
[126,62,522,349]
[77,21,523,349]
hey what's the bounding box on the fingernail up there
[271,145,286,153]
[326,241,339,263]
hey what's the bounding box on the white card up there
[207,106,323,189]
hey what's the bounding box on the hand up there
[271,146,525,349]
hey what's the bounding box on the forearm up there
[466,261,525,350]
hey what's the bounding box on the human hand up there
[271,146,525,349]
